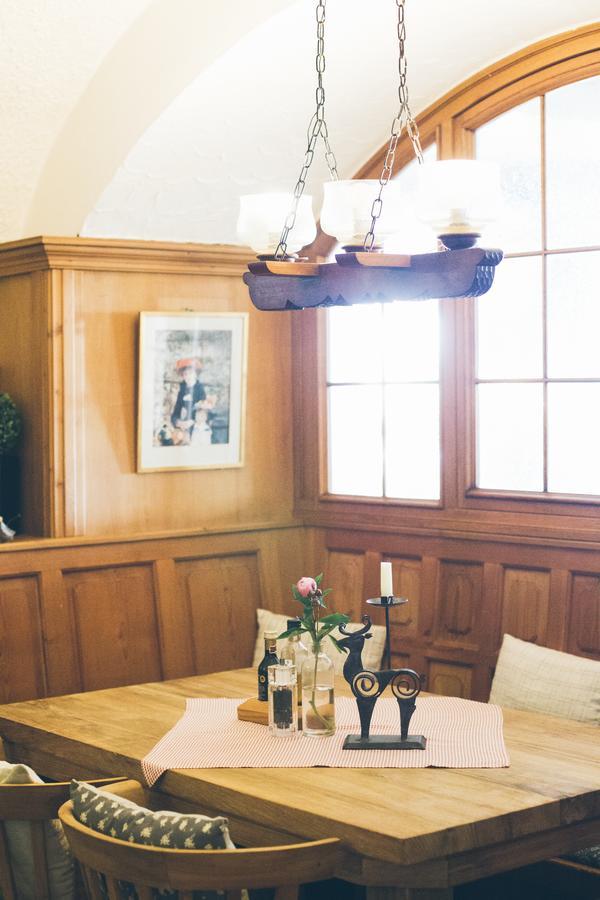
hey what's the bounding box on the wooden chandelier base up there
[243,247,503,310]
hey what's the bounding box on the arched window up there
[298,24,600,533]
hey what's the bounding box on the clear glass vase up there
[301,646,335,736]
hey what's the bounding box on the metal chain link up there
[275,0,339,259]
[363,0,424,251]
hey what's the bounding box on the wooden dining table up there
[0,668,597,900]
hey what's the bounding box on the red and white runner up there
[141,696,509,787]
[142,697,510,786]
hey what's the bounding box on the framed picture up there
[137,311,248,472]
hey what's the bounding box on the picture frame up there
[137,311,248,472]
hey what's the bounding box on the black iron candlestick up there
[339,600,426,751]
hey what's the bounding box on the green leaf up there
[319,612,348,625]
[277,626,309,640]
[315,573,324,586]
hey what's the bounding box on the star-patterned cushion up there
[70,780,235,900]
[70,780,234,851]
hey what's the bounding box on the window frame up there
[294,24,600,536]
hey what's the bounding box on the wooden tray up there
[237,697,302,727]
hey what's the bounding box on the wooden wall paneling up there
[0,575,47,702]
[427,660,473,699]
[152,558,195,680]
[434,561,484,653]
[176,553,260,674]
[568,573,600,660]
[64,564,163,691]
[0,271,51,536]
[60,265,294,537]
[325,550,366,622]
[38,568,82,697]
[419,556,438,643]
[255,527,307,617]
[546,568,570,651]
[389,556,421,639]
[500,567,550,647]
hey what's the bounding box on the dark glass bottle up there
[257,631,279,701]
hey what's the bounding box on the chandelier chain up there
[364,0,424,251]
[275,0,338,259]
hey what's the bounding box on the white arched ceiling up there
[0,0,152,242]
[81,0,600,245]
[2,1,598,244]
[22,0,296,240]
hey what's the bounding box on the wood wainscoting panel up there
[310,527,600,702]
[568,574,600,659]
[427,660,473,698]
[64,565,162,691]
[435,561,483,652]
[500,567,550,647]
[327,550,366,622]
[0,576,46,702]
[176,553,259,674]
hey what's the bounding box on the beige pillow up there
[0,761,75,899]
[489,634,600,724]
[252,607,387,675]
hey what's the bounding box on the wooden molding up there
[0,236,253,278]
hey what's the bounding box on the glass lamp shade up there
[417,160,501,246]
[320,180,404,247]
[236,193,316,256]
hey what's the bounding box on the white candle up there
[380,561,393,598]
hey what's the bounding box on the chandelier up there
[238,0,503,311]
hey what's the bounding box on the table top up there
[0,669,598,889]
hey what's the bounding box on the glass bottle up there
[301,645,335,736]
[257,631,279,701]
[279,620,309,701]
[268,663,298,737]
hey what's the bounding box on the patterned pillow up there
[71,781,235,900]
[252,607,387,675]
[71,781,234,850]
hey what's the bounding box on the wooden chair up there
[59,779,343,900]
[0,777,126,900]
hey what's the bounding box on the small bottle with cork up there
[257,630,279,701]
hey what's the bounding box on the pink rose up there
[296,577,317,597]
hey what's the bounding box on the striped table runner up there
[141,696,509,786]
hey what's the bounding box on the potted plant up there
[0,393,22,532]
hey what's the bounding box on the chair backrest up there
[0,777,126,900]
[59,779,343,900]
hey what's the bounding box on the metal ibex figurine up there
[338,616,426,750]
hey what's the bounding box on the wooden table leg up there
[366,889,453,900]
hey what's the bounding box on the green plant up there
[0,394,21,455]
[280,574,350,652]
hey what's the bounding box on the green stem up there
[308,642,332,733]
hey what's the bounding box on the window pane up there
[383,299,439,382]
[477,383,543,491]
[547,251,600,378]
[548,383,600,495]
[477,256,543,379]
[328,386,383,496]
[384,385,440,500]
[476,98,542,253]
[386,144,438,254]
[546,75,600,250]
[327,304,383,384]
